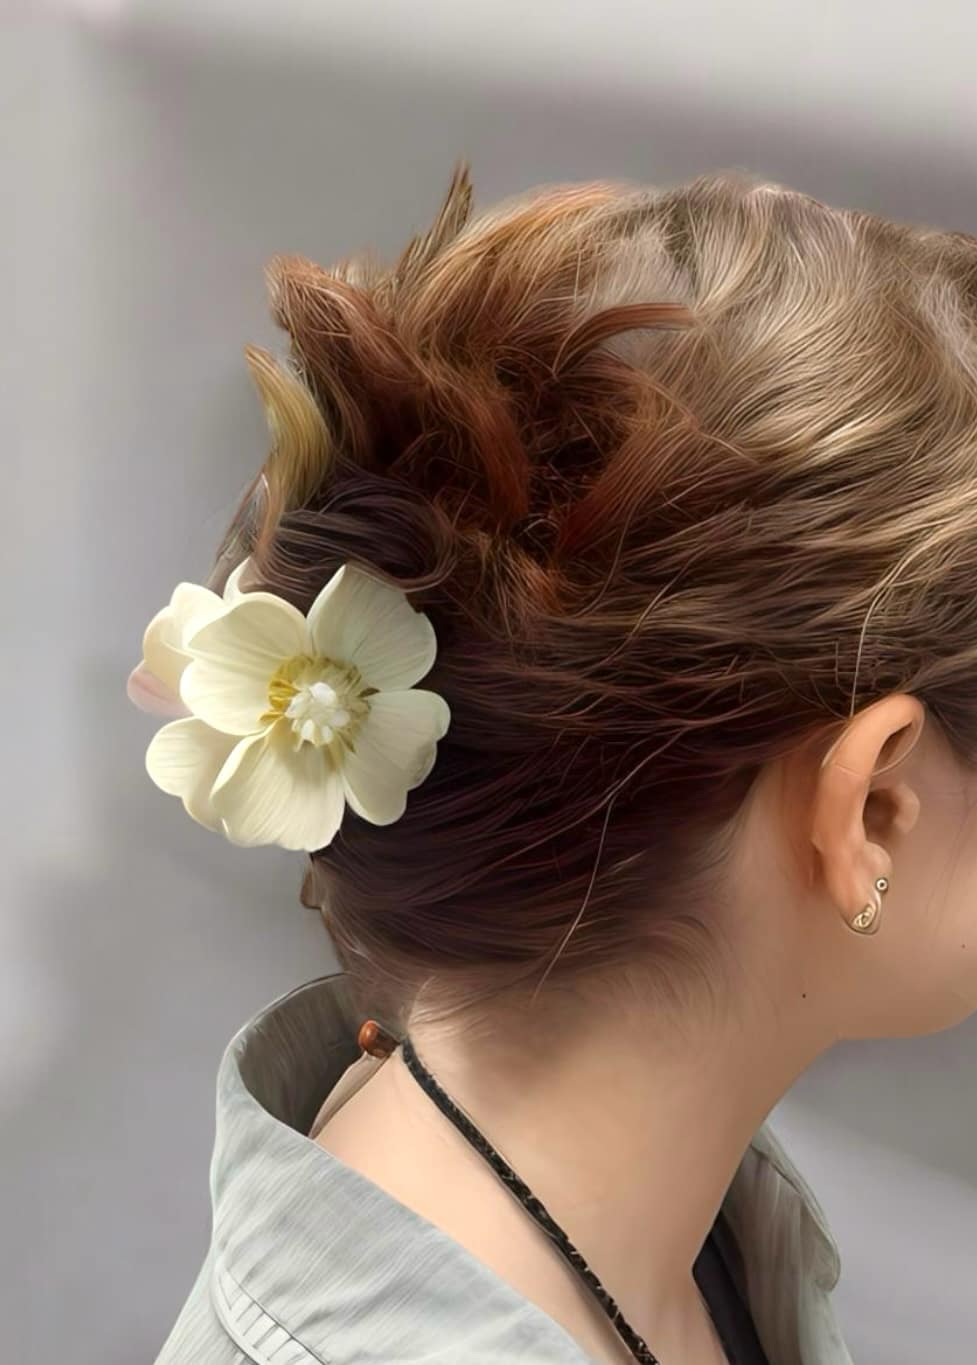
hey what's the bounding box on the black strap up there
[400,1035,660,1364]
[694,1211,771,1365]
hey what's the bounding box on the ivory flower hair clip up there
[127,559,451,851]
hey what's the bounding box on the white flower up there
[133,560,450,852]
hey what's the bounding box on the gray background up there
[3,3,975,1361]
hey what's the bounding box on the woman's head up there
[209,165,977,1043]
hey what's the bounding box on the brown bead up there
[357,1018,398,1058]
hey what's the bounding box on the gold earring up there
[848,876,889,935]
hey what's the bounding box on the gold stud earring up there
[848,876,889,935]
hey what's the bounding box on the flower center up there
[261,655,374,751]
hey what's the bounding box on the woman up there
[128,164,977,1364]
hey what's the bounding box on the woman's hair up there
[216,164,977,1032]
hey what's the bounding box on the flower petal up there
[222,556,252,603]
[140,583,224,696]
[180,594,308,735]
[210,719,347,851]
[126,662,192,718]
[307,565,438,691]
[171,582,229,643]
[145,718,239,831]
[341,689,450,825]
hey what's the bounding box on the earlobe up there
[810,759,889,932]
[848,875,890,935]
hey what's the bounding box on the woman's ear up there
[810,694,924,932]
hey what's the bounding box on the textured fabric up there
[694,1212,771,1364]
[154,971,855,1364]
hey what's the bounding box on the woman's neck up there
[409,978,824,1323]
[316,957,830,1361]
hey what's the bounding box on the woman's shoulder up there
[153,1247,245,1365]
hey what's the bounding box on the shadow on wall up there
[98,18,977,277]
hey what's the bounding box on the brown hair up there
[215,164,977,1031]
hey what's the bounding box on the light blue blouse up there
[155,972,854,1364]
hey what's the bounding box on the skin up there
[315,691,977,1363]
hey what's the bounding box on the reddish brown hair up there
[215,164,977,1030]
